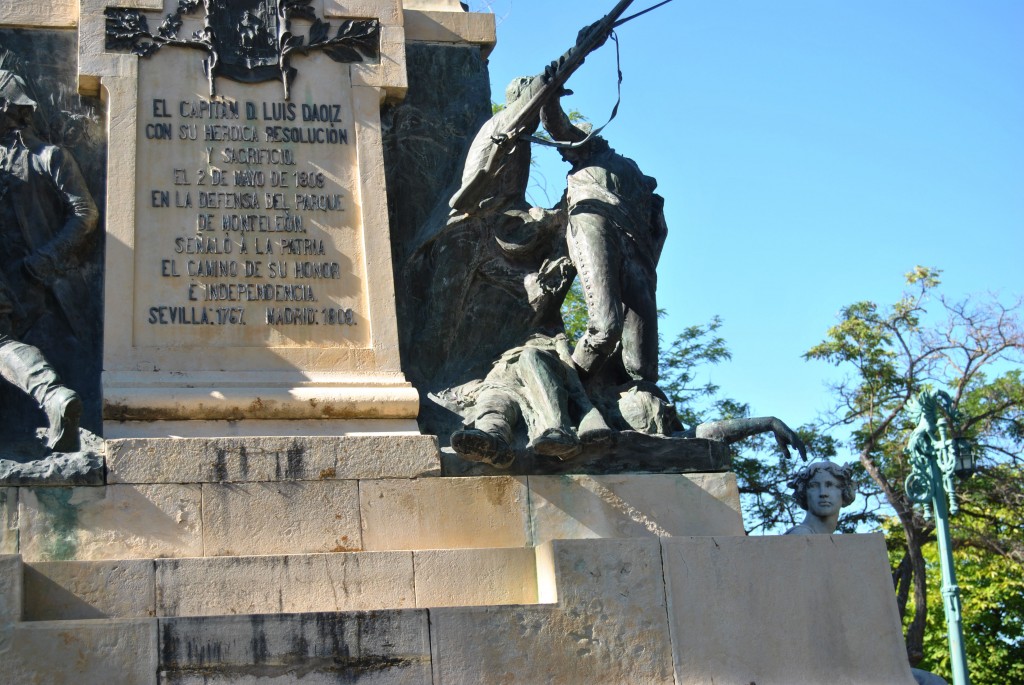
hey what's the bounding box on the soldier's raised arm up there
[449,0,635,215]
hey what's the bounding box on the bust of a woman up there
[784,461,857,535]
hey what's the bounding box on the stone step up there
[0,554,21,623]
[22,547,542,621]
[103,435,731,482]
[10,472,743,562]
[105,435,442,484]
[1,536,919,685]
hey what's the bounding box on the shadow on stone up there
[441,434,731,477]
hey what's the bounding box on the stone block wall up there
[1,534,918,684]
[3,437,743,562]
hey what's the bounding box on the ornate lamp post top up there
[905,389,975,514]
[903,387,976,685]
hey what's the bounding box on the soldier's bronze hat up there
[0,71,37,109]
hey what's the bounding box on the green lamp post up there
[904,389,976,685]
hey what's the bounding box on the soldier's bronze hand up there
[22,251,59,283]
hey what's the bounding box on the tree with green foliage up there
[801,267,1024,681]
[632,267,1023,682]
[560,280,588,345]
[883,466,1024,683]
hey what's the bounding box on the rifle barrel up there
[614,0,676,28]
[449,0,636,213]
[503,0,636,134]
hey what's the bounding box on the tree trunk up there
[893,552,912,619]
[860,451,927,665]
[903,521,928,665]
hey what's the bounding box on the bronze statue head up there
[504,76,533,105]
[0,71,36,129]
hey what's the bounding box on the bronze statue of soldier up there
[541,95,665,385]
[428,8,633,467]
[424,2,811,470]
[0,71,98,452]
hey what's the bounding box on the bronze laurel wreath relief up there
[105,0,380,98]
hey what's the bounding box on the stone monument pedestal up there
[0,438,916,683]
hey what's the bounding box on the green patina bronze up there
[905,389,974,685]
[33,487,79,561]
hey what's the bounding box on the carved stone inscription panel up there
[87,0,417,428]
[134,50,369,349]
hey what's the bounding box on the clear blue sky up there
[468,0,1024,434]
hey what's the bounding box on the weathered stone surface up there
[529,473,744,545]
[0,0,76,28]
[2,618,157,685]
[19,485,203,561]
[24,559,155,621]
[0,430,105,486]
[403,0,466,11]
[404,9,496,52]
[107,435,439,484]
[360,477,530,551]
[335,435,440,479]
[0,488,16,554]
[413,548,538,608]
[159,611,431,684]
[202,481,361,556]
[103,419,425,440]
[323,0,402,25]
[0,555,22,623]
[156,552,415,617]
[534,541,558,604]
[430,538,675,684]
[662,534,916,685]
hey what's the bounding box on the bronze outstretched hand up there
[693,416,808,460]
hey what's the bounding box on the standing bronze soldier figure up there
[541,95,665,384]
[0,71,98,452]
